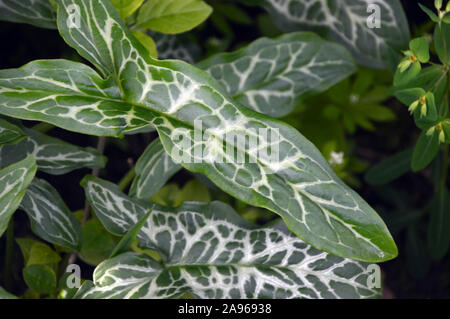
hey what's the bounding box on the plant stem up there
[118,166,136,191]
[67,136,107,265]
[31,122,54,134]
[429,68,449,93]
[4,217,14,291]
[441,144,449,188]
[439,22,448,64]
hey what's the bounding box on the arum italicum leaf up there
[197,32,356,118]
[129,138,181,199]
[131,33,356,197]
[0,0,397,262]
[0,128,107,175]
[0,117,26,146]
[20,178,82,250]
[0,156,37,237]
[148,31,198,64]
[77,176,381,299]
[244,0,410,68]
[0,0,57,29]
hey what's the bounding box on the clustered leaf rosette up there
[396,37,430,84]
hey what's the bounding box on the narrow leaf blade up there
[0,156,37,237]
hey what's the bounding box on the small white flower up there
[329,151,345,166]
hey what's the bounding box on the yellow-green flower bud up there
[409,100,419,114]
[398,59,412,72]
[420,102,427,117]
[436,0,443,10]
[439,130,445,143]
[426,126,436,136]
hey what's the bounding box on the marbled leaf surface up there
[0,156,37,237]
[245,0,409,68]
[20,178,82,250]
[0,0,57,29]
[198,32,356,117]
[76,176,381,299]
[129,138,181,199]
[0,127,106,175]
[0,118,26,146]
[0,0,396,262]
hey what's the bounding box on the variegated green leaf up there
[132,33,356,197]
[0,156,37,237]
[0,0,396,262]
[245,0,409,68]
[129,139,180,199]
[0,127,107,175]
[20,178,82,250]
[0,117,26,146]
[77,175,381,299]
[0,59,153,136]
[149,31,199,64]
[198,32,356,117]
[0,0,57,29]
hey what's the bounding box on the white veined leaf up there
[0,156,37,237]
[77,175,382,299]
[0,0,397,262]
[20,178,82,250]
[245,0,410,68]
[129,139,180,199]
[198,32,356,117]
[131,33,356,198]
[0,127,107,175]
[148,30,199,64]
[0,117,26,146]
[0,0,57,29]
[0,59,154,136]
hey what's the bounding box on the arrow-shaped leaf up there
[77,175,381,299]
[0,117,26,146]
[0,156,37,237]
[198,32,356,117]
[0,60,154,136]
[132,33,356,197]
[0,0,57,29]
[0,127,107,175]
[129,139,180,199]
[245,0,410,68]
[20,178,82,250]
